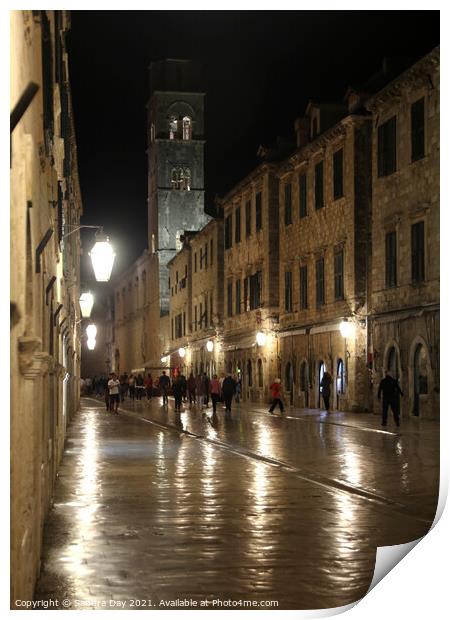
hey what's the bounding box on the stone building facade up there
[167,220,224,377]
[220,164,280,401]
[10,10,82,604]
[366,47,440,420]
[277,105,372,411]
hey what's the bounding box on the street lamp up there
[161,355,168,364]
[256,331,267,347]
[206,340,214,352]
[339,319,355,339]
[87,338,96,351]
[63,225,116,283]
[79,292,94,318]
[89,233,116,282]
[178,347,186,358]
[86,324,97,339]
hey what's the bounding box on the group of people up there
[90,365,404,428]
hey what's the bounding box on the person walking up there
[320,370,332,412]
[179,372,187,402]
[222,373,236,413]
[172,376,183,411]
[378,370,404,427]
[135,374,144,400]
[158,370,170,406]
[187,372,196,404]
[203,372,210,406]
[108,373,120,414]
[128,374,136,400]
[195,374,204,409]
[144,373,153,401]
[269,378,284,414]
[104,374,112,412]
[234,376,241,403]
[210,374,221,414]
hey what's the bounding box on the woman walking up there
[210,374,221,414]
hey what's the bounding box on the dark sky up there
[67,10,439,279]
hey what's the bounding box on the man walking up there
[222,373,236,413]
[378,370,403,427]
[210,374,221,414]
[320,370,332,412]
[158,370,171,406]
[108,373,120,414]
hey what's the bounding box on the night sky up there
[67,11,439,280]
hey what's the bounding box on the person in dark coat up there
[187,372,196,404]
[378,370,404,427]
[320,370,332,412]
[172,376,183,411]
[158,371,171,406]
[203,372,210,406]
[222,374,236,413]
[179,372,187,402]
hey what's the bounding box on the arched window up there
[318,361,326,392]
[169,116,178,140]
[285,362,292,391]
[182,116,192,140]
[336,358,344,394]
[387,347,399,380]
[257,359,263,387]
[183,167,191,190]
[300,361,308,392]
[247,359,253,387]
[171,168,179,189]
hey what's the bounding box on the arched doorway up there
[413,344,428,416]
[300,360,309,407]
[387,346,399,379]
[257,359,263,388]
[247,359,253,388]
[336,358,344,410]
[318,361,326,408]
[285,362,293,406]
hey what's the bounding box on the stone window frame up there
[377,114,397,178]
[298,169,308,219]
[284,180,293,226]
[332,146,345,201]
[410,94,427,164]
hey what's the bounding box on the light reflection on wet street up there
[35,398,439,609]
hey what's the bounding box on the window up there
[300,265,308,310]
[333,149,344,200]
[210,238,213,266]
[411,221,425,283]
[385,231,397,288]
[171,167,191,190]
[235,279,241,314]
[316,257,325,307]
[284,182,292,225]
[247,359,253,387]
[245,200,251,237]
[199,302,203,329]
[225,215,232,249]
[299,173,307,218]
[411,98,425,162]
[284,271,293,312]
[257,359,263,387]
[150,123,155,143]
[171,318,174,340]
[249,271,262,309]
[209,292,213,326]
[227,280,233,317]
[194,305,197,331]
[194,252,197,272]
[255,192,262,231]
[199,247,203,270]
[183,167,191,191]
[182,116,192,140]
[175,314,183,339]
[378,116,397,177]
[169,116,178,140]
[183,311,186,335]
[244,277,249,312]
[315,161,324,210]
[204,243,208,269]
[235,206,241,243]
[334,250,344,300]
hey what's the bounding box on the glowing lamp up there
[79,292,94,318]
[178,347,186,358]
[256,331,267,347]
[161,356,168,364]
[86,324,97,339]
[87,338,96,351]
[339,319,355,339]
[206,340,214,352]
[89,235,116,282]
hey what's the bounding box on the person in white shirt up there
[108,373,120,414]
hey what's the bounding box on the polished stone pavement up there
[34,397,439,610]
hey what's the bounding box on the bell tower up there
[147,59,210,315]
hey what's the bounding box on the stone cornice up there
[220,162,278,205]
[18,336,52,379]
[365,47,440,112]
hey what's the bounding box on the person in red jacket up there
[269,378,284,414]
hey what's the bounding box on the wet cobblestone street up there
[35,397,439,610]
